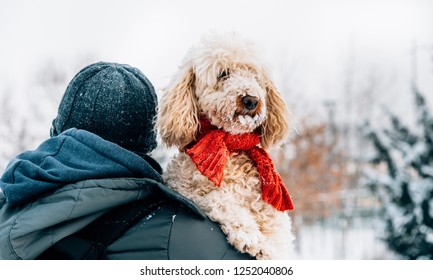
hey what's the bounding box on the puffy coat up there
[0,129,252,260]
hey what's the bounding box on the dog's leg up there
[202,190,271,259]
[249,206,295,259]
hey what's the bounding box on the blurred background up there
[1,0,432,259]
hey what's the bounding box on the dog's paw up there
[236,229,258,246]
[227,229,270,259]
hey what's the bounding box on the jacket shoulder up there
[0,177,161,259]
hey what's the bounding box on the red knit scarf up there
[186,118,294,212]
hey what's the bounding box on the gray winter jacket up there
[0,129,252,260]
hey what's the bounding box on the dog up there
[157,32,295,259]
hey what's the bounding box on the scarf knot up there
[186,118,294,212]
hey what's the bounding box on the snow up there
[420,225,433,244]
[238,115,247,126]
[421,165,433,177]
[296,219,397,259]
[403,142,426,166]
[385,203,410,231]
[429,199,433,218]
[409,179,433,205]
[145,214,154,221]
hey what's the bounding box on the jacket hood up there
[0,128,163,206]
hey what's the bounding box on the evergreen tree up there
[363,87,433,259]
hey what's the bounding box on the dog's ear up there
[260,71,291,148]
[157,66,199,149]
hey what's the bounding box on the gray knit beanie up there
[51,61,157,155]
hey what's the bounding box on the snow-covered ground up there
[295,219,398,260]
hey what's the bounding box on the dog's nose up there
[242,95,259,111]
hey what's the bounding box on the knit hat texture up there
[51,61,157,155]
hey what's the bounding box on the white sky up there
[1,0,432,119]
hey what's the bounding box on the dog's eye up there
[218,69,230,80]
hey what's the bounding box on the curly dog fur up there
[157,32,295,259]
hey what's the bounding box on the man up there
[0,61,252,260]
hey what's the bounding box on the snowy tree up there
[363,87,433,259]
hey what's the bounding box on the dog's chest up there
[164,151,262,198]
[221,152,260,186]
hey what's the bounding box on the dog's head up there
[157,32,290,150]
